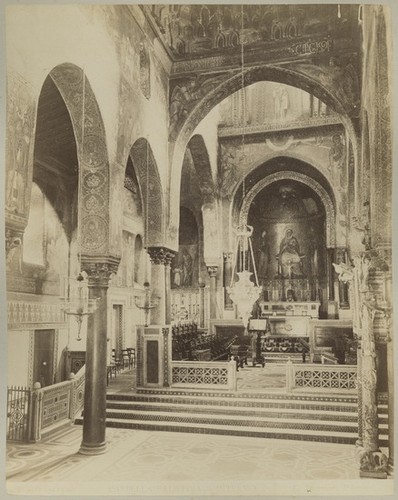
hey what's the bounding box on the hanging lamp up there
[227,6,261,334]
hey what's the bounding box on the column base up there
[79,441,107,456]
[387,458,394,476]
[359,449,388,478]
[360,470,388,479]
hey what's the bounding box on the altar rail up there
[171,360,237,390]
[286,362,357,393]
[30,365,85,442]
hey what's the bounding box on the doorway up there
[33,329,55,387]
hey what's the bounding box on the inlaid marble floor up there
[7,425,393,497]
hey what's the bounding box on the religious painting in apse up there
[171,207,199,289]
[248,180,326,300]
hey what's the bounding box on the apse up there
[248,179,326,298]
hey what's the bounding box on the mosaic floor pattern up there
[7,426,393,497]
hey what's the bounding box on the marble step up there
[75,391,389,446]
[103,408,388,442]
[106,400,362,420]
[97,417,362,445]
[74,412,389,446]
[106,400,387,424]
[108,394,359,413]
[105,408,364,434]
[133,387,359,403]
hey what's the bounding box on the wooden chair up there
[122,349,132,369]
[111,349,122,373]
[127,348,136,368]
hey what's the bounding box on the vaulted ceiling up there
[34,75,78,180]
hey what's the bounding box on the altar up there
[259,301,320,319]
[256,301,320,338]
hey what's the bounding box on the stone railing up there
[286,361,357,393]
[30,365,85,441]
[171,360,236,391]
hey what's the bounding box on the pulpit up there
[136,325,172,388]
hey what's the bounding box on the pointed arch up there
[48,63,111,256]
[129,138,164,246]
[168,65,359,248]
[186,134,215,203]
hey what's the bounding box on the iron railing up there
[7,386,31,441]
[7,365,86,443]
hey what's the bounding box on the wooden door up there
[33,329,55,387]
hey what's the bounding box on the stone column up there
[358,300,387,478]
[199,282,206,328]
[386,336,394,475]
[163,250,176,325]
[335,248,349,308]
[162,326,171,387]
[223,252,233,310]
[327,248,335,301]
[79,258,119,455]
[207,266,218,320]
[356,339,363,448]
[147,247,168,325]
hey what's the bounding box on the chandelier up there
[227,7,261,334]
[227,225,261,334]
[61,273,99,341]
[135,281,160,327]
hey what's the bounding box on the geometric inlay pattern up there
[172,366,229,385]
[295,369,357,390]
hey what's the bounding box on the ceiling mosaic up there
[146,4,360,59]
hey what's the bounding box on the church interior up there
[4,3,394,493]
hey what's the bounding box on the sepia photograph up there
[2,1,395,497]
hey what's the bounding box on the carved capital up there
[223,252,233,264]
[147,246,175,266]
[81,256,120,287]
[207,266,218,278]
[5,227,24,256]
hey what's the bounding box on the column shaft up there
[356,343,363,447]
[199,283,206,328]
[207,266,218,320]
[79,258,119,456]
[150,263,166,325]
[387,339,394,473]
[223,253,233,310]
[165,262,171,325]
[80,285,108,454]
[335,248,349,308]
[147,247,175,326]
